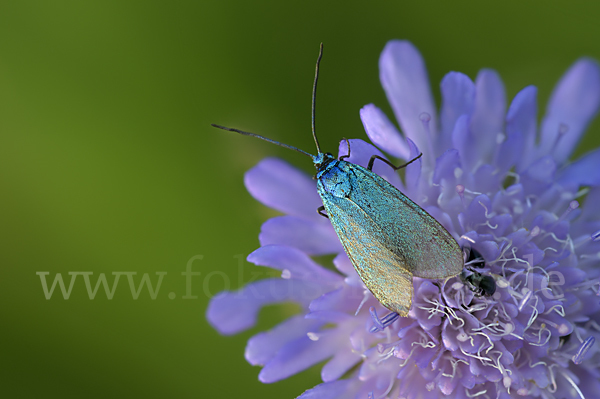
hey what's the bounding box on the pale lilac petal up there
[338,139,404,190]
[404,138,421,194]
[470,164,500,197]
[332,252,354,276]
[520,156,556,195]
[496,133,523,175]
[488,213,513,236]
[557,148,600,188]
[245,315,322,366]
[305,310,354,324]
[309,286,364,313]
[452,115,476,172]
[380,40,437,160]
[258,332,339,383]
[413,280,444,330]
[440,72,476,152]
[438,363,461,395]
[433,149,461,185]
[495,86,537,173]
[248,245,342,284]
[360,103,410,159]
[511,86,538,171]
[492,184,526,219]
[425,206,458,236]
[206,278,323,335]
[458,194,492,232]
[576,366,600,399]
[521,364,550,389]
[430,149,461,212]
[321,350,362,382]
[245,157,321,220]
[259,216,341,255]
[470,69,506,161]
[296,380,357,399]
[579,187,600,221]
[333,253,363,288]
[540,58,600,164]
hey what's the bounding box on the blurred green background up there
[1,1,600,398]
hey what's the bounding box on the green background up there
[1,1,600,398]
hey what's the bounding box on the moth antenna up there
[211,124,314,159]
[311,43,323,154]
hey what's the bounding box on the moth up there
[213,44,463,316]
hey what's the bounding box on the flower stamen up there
[572,336,595,364]
[369,307,399,332]
[560,370,586,399]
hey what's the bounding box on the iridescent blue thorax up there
[314,153,353,198]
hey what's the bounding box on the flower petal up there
[557,148,600,188]
[577,368,600,399]
[245,157,321,220]
[458,194,492,233]
[404,138,421,195]
[360,103,410,159]
[333,253,364,288]
[258,332,338,383]
[248,245,342,284]
[520,155,556,196]
[305,310,354,324]
[470,69,506,161]
[412,280,444,330]
[321,350,362,382]
[512,86,539,172]
[433,149,461,185]
[425,206,458,236]
[309,286,365,313]
[259,216,341,255]
[245,315,323,366]
[206,278,323,335]
[296,380,357,399]
[338,139,404,190]
[472,164,501,196]
[440,72,476,153]
[431,149,461,211]
[379,40,437,160]
[579,187,600,221]
[452,115,476,172]
[495,86,537,173]
[539,58,600,164]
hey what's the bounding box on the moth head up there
[313,152,336,169]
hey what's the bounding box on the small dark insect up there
[463,246,485,269]
[460,246,495,296]
[464,271,496,296]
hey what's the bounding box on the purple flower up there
[207,40,600,398]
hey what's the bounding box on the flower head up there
[207,40,600,398]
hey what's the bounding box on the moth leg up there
[339,137,351,160]
[367,153,423,171]
[317,205,329,218]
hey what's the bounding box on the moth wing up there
[322,192,414,316]
[345,163,463,280]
